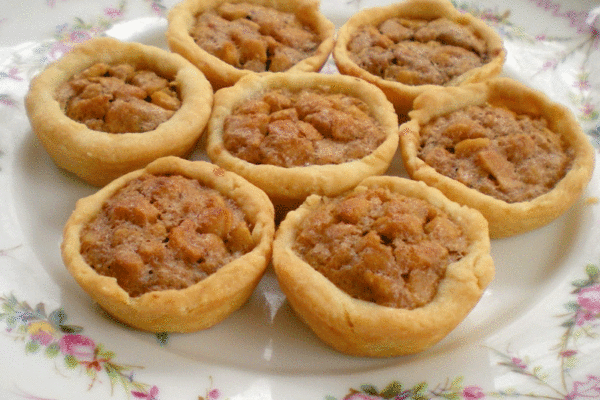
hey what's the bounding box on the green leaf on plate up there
[360,384,379,395]
[25,340,40,354]
[380,381,403,398]
[585,264,599,280]
[59,324,84,334]
[64,354,79,369]
[45,343,60,358]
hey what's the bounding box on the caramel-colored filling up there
[348,17,488,86]
[56,63,181,133]
[418,104,573,203]
[293,187,467,309]
[223,88,387,167]
[80,174,253,297]
[192,2,319,72]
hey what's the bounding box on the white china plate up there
[1,0,599,399]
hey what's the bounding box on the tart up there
[61,156,275,333]
[205,71,399,214]
[166,0,335,89]
[333,0,505,115]
[25,37,213,187]
[400,77,595,238]
[273,175,494,357]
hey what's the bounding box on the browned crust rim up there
[25,37,214,187]
[61,156,275,333]
[332,0,506,115]
[205,71,400,203]
[166,0,336,90]
[399,77,596,238]
[273,175,494,357]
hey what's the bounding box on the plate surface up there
[1,0,600,399]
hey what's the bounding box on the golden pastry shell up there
[332,0,506,116]
[205,71,400,204]
[61,156,275,333]
[399,77,596,238]
[166,0,336,90]
[25,37,214,187]
[272,175,495,357]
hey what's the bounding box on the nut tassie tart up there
[400,78,595,238]
[61,157,275,333]
[166,0,335,89]
[25,37,213,187]
[273,176,494,357]
[333,0,505,114]
[206,72,399,208]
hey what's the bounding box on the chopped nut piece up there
[80,174,254,297]
[293,187,468,309]
[191,2,320,73]
[419,104,573,203]
[454,137,490,156]
[347,17,489,86]
[223,88,387,167]
[56,63,181,133]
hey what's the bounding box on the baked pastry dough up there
[333,0,505,115]
[400,77,595,238]
[25,37,213,187]
[61,156,275,333]
[166,0,335,89]
[273,175,494,357]
[205,72,399,210]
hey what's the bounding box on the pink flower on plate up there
[0,95,17,107]
[580,103,597,118]
[31,331,54,346]
[511,357,527,370]
[206,389,221,400]
[105,7,123,19]
[27,321,56,346]
[58,334,96,360]
[542,59,559,70]
[3,67,23,81]
[463,386,485,400]
[567,375,600,400]
[575,78,591,91]
[561,349,579,358]
[577,284,600,315]
[151,3,164,15]
[132,385,159,400]
[576,309,596,326]
[345,393,382,400]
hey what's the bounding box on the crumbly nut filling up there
[56,63,181,133]
[80,174,254,297]
[293,187,468,309]
[348,17,489,86]
[223,88,388,167]
[418,104,574,203]
[191,2,320,72]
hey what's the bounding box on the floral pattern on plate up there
[0,293,162,399]
[451,0,600,140]
[329,264,600,400]
[2,262,599,399]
